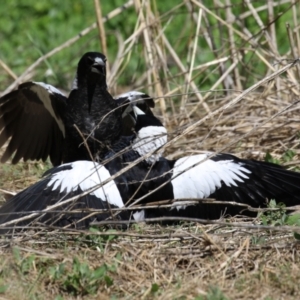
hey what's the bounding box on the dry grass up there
[1,1,300,299]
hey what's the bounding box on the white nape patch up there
[117,91,145,101]
[132,210,145,221]
[47,161,124,208]
[171,153,251,210]
[94,57,105,65]
[33,82,66,136]
[132,126,167,164]
[71,74,78,90]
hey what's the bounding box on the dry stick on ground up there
[107,32,125,88]
[163,59,300,152]
[92,216,300,235]
[292,3,300,58]
[286,23,300,79]
[188,58,241,118]
[158,24,211,114]
[3,212,299,242]
[3,197,299,220]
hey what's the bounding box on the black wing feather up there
[0,82,67,164]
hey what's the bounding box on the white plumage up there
[171,154,251,210]
[47,161,124,208]
[132,125,167,163]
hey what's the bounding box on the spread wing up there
[157,153,300,219]
[0,82,67,165]
[0,161,125,232]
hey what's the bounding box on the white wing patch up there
[171,154,251,210]
[47,161,124,208]
[132,125,167,163]
[33,82,66,136]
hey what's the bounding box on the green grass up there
[0,1,295,92]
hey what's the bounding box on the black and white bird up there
[3,104,300,232]
[0,52,155,166]
[114,90,155,136]
[0,106,164,232]
[147,153,300,219]
[0,160,133,231]
[120,107,300,220]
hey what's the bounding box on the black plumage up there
[0,106,163,232]
[62,52,123,163]
[3,94,300,232]
[106,107,300,220]
[0,52,123,166]
[114,90,155,135]
[0,82,66,165]
[0,161,131,231]
[146,153,300,220]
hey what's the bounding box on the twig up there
[93,0,110,77]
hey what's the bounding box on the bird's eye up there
[87,56,94,64]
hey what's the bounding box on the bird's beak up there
[91,57,106,75]
[132,106,145,119]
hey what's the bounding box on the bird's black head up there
[78,52,107,79]
[74,52,108,112]
[133,106,163,132]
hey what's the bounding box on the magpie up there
[3,105,300,231]
[0,160,136,231]
[0,106,163,232]
[115,90,154,116]
[0,52,154,166]
[121,108,300,220]
[114,90,155,136]
[146,153,300,220]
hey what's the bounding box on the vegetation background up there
[1,0,300,299]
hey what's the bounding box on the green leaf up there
[286,214,300,226]
[104,275,114,287]
[293,232,300,240]
[0,285,8,294]
[92,265,107,279]
[151,283,159,293]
